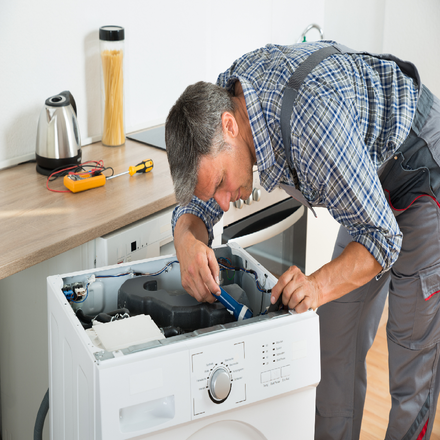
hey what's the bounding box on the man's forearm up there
[271,241,383,312]
[174,213,210,249]
[311,241,383,307]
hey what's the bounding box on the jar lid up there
[99,26,125,41]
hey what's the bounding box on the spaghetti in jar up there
[99,26,125,147]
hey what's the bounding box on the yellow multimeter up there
[63,173,106,193]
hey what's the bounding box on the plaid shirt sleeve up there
[294,90,403,272]
[171,197,223,246]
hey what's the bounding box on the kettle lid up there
[45,91,77,115]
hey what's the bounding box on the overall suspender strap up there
[280,45,342,177]
[280,43,420,176]
[279,43,422,217]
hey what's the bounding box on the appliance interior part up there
[91,314,164,351]
[64,245,275,353]
[118,279,251,332]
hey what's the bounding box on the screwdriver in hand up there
[107,159,154,180]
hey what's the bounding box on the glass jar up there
[99,25,125,147]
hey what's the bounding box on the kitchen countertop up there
[0,137,176,280]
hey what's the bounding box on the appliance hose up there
[34,388,49,440]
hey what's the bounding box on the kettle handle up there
[59,90,77,116]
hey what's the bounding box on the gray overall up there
[281,44,440,439]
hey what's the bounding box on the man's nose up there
[214,192,231,212]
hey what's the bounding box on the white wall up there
[2,0,439,169]
[0,0,325,169]
[324,0,440,98]
[382,0,440,98]
[324,0,386,52]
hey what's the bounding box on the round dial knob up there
[209,367,231,403]
[252,188,261,202]
[244,194,253,205]
[234,199,244,209]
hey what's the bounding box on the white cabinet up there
[96,207,176,267]
[0,206,176,440]
[0,242,95,440]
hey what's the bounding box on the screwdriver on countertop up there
[107,159,154,180]
[63,159,154,193]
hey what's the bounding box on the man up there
[165,41,440,439]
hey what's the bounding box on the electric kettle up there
[35,90,82,175]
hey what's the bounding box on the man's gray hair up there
[165,81,235,205]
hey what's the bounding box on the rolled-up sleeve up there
[171,197,224,247]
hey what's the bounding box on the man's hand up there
[270,242,382,313]
[270,266,321,313]
[174,213,220,302]
[177,238,220,302]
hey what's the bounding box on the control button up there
[271,369,280,380]
[261,371,271,383]
[234,199,244,209]
[244,194,253,205]
[209,367,231,402]
[252,188,261,202]
[281,365,291,378]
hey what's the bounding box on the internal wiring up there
[70,270,134,303]
[65,258,271,304]
[96,272,133,278]
[68,262,179,303]
[72,285,89,303]
[46,160,114,193]
[132,260,179,277]
[217,257,271,293]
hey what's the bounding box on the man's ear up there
[221,112,238,140]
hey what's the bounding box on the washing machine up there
[47,242,320,439]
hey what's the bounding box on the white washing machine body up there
[47,243,320,440]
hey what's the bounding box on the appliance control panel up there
[189,314,319,419]
[222,167,289,227]
[191,340,246,417]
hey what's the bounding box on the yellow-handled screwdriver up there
[107,159,154,180]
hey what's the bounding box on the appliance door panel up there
[227,205,304,249]
[186,420,267,439]
[122,388,316,439]
[222,198,307,278]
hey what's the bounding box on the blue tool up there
[212,287,253,321]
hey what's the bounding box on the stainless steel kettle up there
[35,90,82,175]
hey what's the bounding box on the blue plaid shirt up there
[172,41,418,273]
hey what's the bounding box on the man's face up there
[194,143,254,212]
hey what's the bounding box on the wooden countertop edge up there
[0,135,179,280]
[1,193,176,280]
